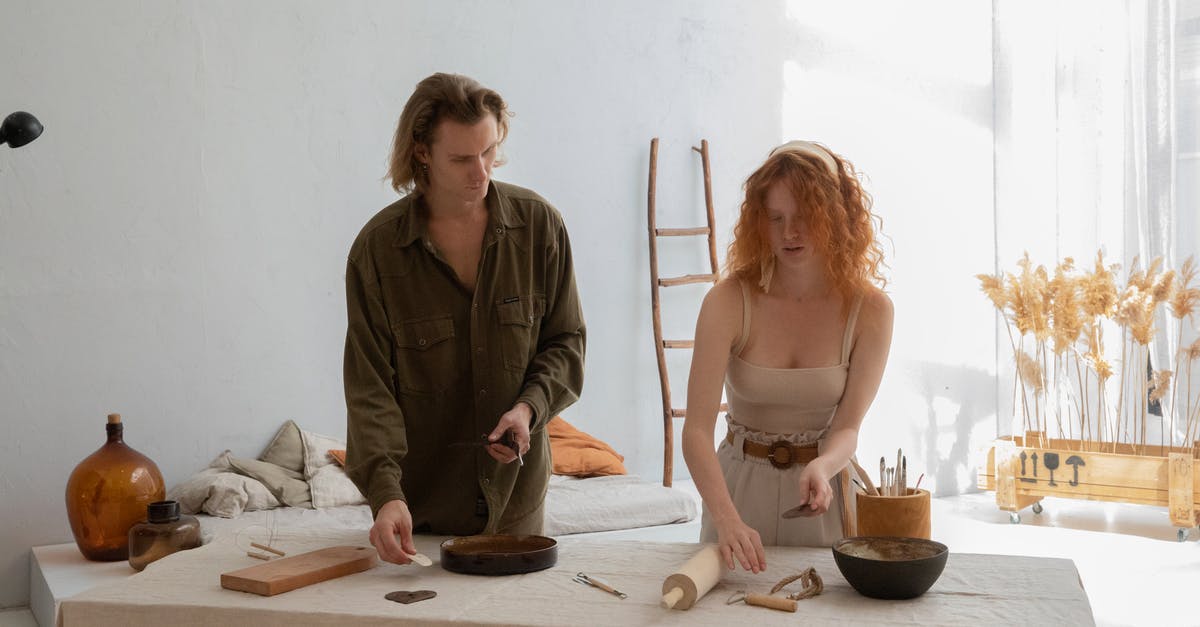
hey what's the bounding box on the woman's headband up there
[769,140,838,176]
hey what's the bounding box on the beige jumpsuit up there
[700,281,863,547]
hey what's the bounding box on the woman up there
[682,140,893,573]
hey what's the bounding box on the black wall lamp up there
[1,111,44,148]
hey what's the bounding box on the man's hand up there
[369,499,418,564]
[486,402,533,464]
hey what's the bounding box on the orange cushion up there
[547,416,627,477]
[327,449,346,467]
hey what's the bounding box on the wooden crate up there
[977,433,1200,534]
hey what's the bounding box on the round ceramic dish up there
[832,536,949,599]
[440,534,558,575]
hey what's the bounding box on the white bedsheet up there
[195,475,699,541]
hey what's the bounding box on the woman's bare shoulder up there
[703,277,744,310]
[857,287,895,328]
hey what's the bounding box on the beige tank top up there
[724,281,863,439]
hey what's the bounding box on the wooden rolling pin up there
[661,544,722,610]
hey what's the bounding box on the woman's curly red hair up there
[725,144,887,308]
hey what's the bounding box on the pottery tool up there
[405,552,433,567]
[221,546,377,596]
[879,457,887,496]
[896,449,904,495]
[661,544,722,610]
[449,432,523,466]
[849,457,878,495]
[851,478,868,494]
[726,591,797,612]
[914,473,925,491]
[251,542,285,557]
[573,572,628,599]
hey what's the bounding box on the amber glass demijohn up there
[65,413,166,561]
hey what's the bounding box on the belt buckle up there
[767,440,794,469]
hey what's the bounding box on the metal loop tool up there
[572,572,627,599]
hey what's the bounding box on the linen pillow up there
[167,451,281,518]
[258,419,306,473]
[308,463,367,508]
[300,428,366,508]
[547,416,628,477]
[226,455,313,509]
[300,427,347,479]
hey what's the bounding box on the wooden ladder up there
[647,137,726,487]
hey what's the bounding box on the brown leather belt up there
[725,432,818,469]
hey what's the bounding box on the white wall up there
[0,0,994,608]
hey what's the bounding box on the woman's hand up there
[788,463,834,517]
[714,515,766,573]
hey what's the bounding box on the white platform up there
[28,544,134,627]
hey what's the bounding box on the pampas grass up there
[979,251,1200,454]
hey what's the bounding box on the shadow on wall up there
[909,361,995,497]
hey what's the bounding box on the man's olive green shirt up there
[343,181,585,535]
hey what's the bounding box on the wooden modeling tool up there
[727,591,798,612]
[849,457,878,495]
[221,546,377,596]
[661,544,722,610]
[251,542,285,557]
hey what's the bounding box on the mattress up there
[195,475,699,541]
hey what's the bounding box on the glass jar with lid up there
[128,500,201,571]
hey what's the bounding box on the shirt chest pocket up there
[393,315,457,395]
[496,295,545,373]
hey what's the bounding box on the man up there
[343,73,586,564]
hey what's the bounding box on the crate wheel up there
[1031,502,1043,515]
[1009,512,1021,524]
[1178,528,1190,542]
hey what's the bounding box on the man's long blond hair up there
[387,73,511,195]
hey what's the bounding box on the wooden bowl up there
[439,534,558,576]
[832,536,948,599]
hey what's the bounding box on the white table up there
[58,529,1093,626]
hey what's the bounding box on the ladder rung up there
[670,403,728,419]
[659,273,718,287]
[663,340,694,349]
[656,227,710,237]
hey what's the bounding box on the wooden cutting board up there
[221,545,378,596]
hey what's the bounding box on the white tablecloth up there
[59,529,1093,626]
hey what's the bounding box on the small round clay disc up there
[386,590,436,604]
[408,552,433,567]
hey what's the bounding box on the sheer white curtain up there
[994,0,1197,446]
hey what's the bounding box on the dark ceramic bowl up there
[440,534,558,576]
[832,536,949,599]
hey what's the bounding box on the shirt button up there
[494,227,502,235]
[483,478,490,485]
[418,339,427,346]
[475,347,484,354]
[479,388,487,397]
